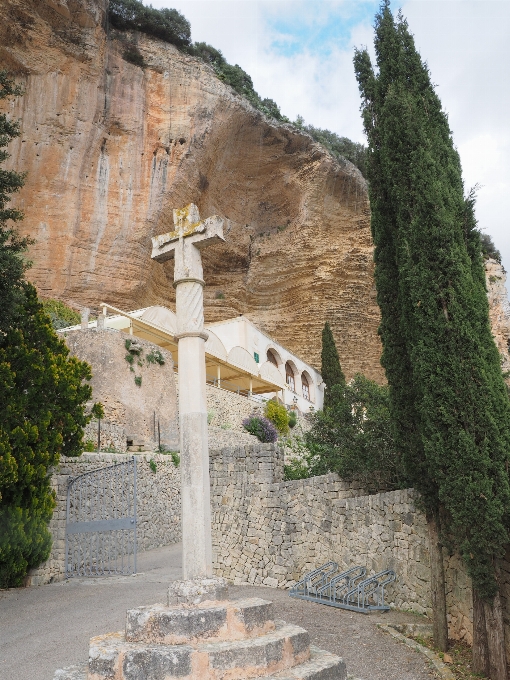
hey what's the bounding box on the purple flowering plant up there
[242,415,278,443]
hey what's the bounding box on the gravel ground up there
[230,584,438,680]
[0,544,438,680]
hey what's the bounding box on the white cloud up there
[400,0,510,271]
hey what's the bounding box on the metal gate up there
[65,458,137,577]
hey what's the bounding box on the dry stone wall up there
[207,426,259,450]
[208,443,510,659]
[83,420,128,452]
[210,445,429,614]
[29,442,510,661]
[28,453,181,586]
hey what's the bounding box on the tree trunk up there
[484,590,507,680]
[473,587,490,677]
[427,516,448,651]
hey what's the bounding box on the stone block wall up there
[208,426,259,450]
[64,328,179,450]
[205,383,262,432]
[208,443,508,655]
[82,420,128,452]
[30,441,510,661]
[28,453,181,586]
[210,444,430,615]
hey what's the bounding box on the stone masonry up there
[208,443,510,663]
[33,442,510,664]
[55,578,347,680]
[64,328,179,451]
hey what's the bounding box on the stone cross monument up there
[151,203,224,580]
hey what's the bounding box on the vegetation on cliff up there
[294,117,367,177]
[480,232,502,264]
[109,0,191,48]
[0,72,93,587]
[107,0,367,175]
[355,2,510,672]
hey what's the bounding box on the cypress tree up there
[321,322,345,408]
[0,70,31,333]
[0,72,93,586]
[355,3,510,674]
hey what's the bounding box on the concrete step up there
[197,621,310,678]
[54,646,346,680]
[88,632,194,679]
[270,645,347,680]
[126,597,275,644]
[87,621,310,679]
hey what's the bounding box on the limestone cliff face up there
[0,0,383,381]
[485,259,510,376]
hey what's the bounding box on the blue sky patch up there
[266,1,380,58]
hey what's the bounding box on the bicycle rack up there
[290,562,396,614]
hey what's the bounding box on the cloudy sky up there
[152,0,510,273]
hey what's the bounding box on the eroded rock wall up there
[486,258,510,376]
[0,0,382,380]
[63,328,179,448]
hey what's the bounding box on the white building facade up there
[206,316,324,413]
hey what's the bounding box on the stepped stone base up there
[54,578,347,680]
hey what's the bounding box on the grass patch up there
[411,636,488,680]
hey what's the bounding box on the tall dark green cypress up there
[355,3,510,672]
[321,322,345,408]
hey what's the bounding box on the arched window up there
[285,362,295,392]
[302,373,310,400]
[267,349,278,367]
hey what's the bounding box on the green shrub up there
[84,439,95,452]
[42,299,80,330]
[91,402,104,420]
[0,286,92,587]
[306,375,408,494]
[109,0,191,48]
[134,375,142,387]
[123,45,145,68]
[170,451,180,467]
[146,349,165,365]
[264,400,289,435]
[284,457,310,481]
[149,459,157,473]
[288,411,297,429]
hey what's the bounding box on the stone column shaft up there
[176,282,212,580]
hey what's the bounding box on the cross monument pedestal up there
[151,203,224,581]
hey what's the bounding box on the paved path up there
[0,544,437,680]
